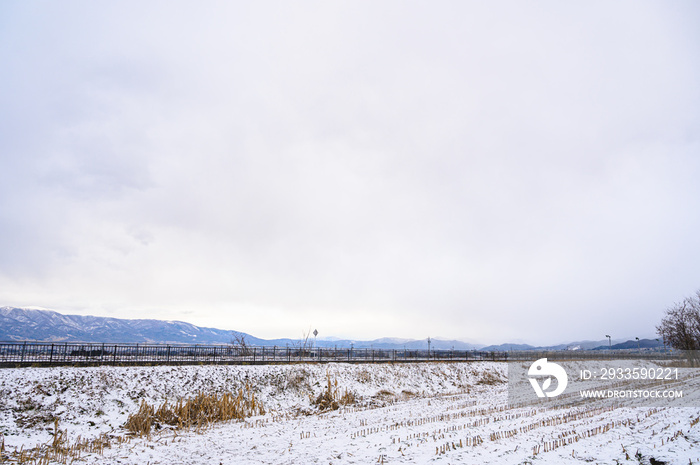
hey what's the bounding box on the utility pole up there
[427,337,431,360]
[606,334,611,350]
[635,337,640,352]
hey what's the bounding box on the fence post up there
[49,344,54,364]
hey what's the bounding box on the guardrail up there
[0,342,677,367]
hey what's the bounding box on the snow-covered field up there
[1,362,699,464]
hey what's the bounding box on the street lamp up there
[605,335,611,350]
[635,337,640,352]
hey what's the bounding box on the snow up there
[1,362,699,464]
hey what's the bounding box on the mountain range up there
[0,307,479,349]
[0,306,658,351]
[479,338,664,351]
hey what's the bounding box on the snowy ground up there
[1,362,699,464]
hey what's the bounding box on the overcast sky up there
[1,1,699,345]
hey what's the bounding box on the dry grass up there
[0,418,118,465]
[355,368,372,384]
[374,389,395,402]
[311,373,356,411]
[286,369,311,391]
[0,384,265,464]
[476,370,504,385]
[125,383,265,436]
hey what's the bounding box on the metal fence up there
[0,341,678,367]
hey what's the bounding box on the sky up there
[1,1,699,346]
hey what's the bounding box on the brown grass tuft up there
[476,370,504,385]
[311,373,356,411]
[125,382,265,436]
[0,418,116,465]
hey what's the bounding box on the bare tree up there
[294,327,313,358]
[656,290,700,351]
[230,331,252,357]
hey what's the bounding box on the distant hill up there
[480,343,537,351]
[0,307,240,344]
[0,307,482,349]
[591,338,664,350]
[480,339,620,352]
[1,306,650,351]
[479,338,665,352]
[313,337,481,351]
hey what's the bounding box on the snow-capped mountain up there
[0,307,238,344]
[0,307,482,349]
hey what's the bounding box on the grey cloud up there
[0,1,699,344]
